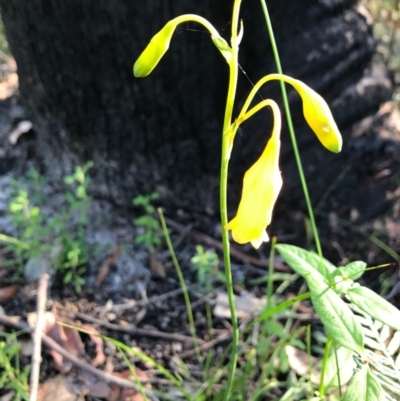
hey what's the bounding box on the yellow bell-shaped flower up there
[226,103,282,249]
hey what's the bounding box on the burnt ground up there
[0,59,400,401]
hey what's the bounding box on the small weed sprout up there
[60,161,93,291]
[190,245,222,292]
[0,333,30,401]
[133,192,162,252]
[5,163,93,292]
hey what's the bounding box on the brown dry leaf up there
[37,374,83,401]
[96,247,121,287]
[0,285,18,303]
[149,252,165,278]
[81,324,106,367]
[28,311,84,370]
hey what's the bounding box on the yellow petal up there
[290,79,342,153]
[226,114,282,249]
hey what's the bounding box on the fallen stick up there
[29,273,49,401]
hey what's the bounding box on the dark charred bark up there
[0,0,399,255]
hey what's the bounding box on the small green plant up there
[60,161,93,291]
[0,333,30,401]
[132,192,162,252]
[190,245,222,292]
[4,163,93,292]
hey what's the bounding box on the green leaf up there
[344,367,367,401]
[331,261,366,282]
[64,175,75,185]
[342,367,388,401]
[347,285,400,332]
[276,244,334,279]
[75,186,86,199]
[306,273,364,353]
[64,271,72,283]
[366,370,385,401]
[277,244,364,352]
[307,275,364,353]
[324,346,357,389]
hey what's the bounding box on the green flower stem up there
[220,1,242,400]
[258,1,323,260]
[169,14,222,38]
[238,98,280,126]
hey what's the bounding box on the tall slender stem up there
[220,1,242,400]
[259,0,323,259]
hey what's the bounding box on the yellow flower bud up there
[134,21,176,78]
[289,79,342,153]
[226,103,282,249]
[134,14,224,78]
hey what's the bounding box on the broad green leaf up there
[276,244,333,279]
[344,367,367,401]
[307,274,364,353]
[324,346,356,389]
[366,370,385,401]
[331,261,366,282]
[348,285,400,332]
[277,244,364,352]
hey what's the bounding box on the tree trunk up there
[1,0,399,253]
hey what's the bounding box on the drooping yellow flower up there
[237,74,343,154]
[226,102,282,249]
[134,14,227,78]
[289,78,342,153]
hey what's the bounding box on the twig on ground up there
[94,287,185,313]
[29,273,49,401]
[165,217,290,271]
[0,314,160,401]
[56,305,204,345]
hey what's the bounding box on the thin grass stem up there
[158,208,202,365]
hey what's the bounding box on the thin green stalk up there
[319,335,332,397]
[158,208,202,365]
[266,236,277,310]
[259,0,323,260]
[219,1,243,399]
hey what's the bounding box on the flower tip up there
[133,22,176,78]
[133,60,151,78]
[250,231,270,249]
[318,122,343,153]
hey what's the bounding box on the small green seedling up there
[190,245,222,292]
[133,192,162,252]
[0,333,30,401]
[4,164,93,292]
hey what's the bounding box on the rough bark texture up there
[1,0,399,256]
